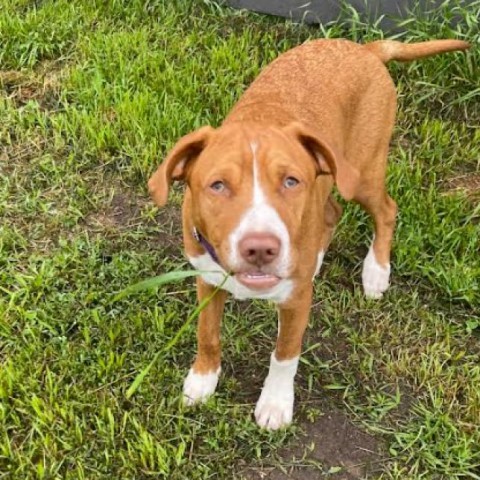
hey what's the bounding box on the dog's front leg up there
[183,277,227,405]
[255,284,313,430]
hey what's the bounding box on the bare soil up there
[241,409,384,479]
[444,172,480,201]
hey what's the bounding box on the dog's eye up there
[283,176,300,189]
[210,180,225,193]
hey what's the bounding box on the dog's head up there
[149,122,358,300]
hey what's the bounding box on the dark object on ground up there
[226,0,474,31]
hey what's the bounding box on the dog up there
[148,38,469,429]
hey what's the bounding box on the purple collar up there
[193,228,220,264]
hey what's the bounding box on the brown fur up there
[149,39,469,367]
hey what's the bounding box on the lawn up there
[0,1,479,478]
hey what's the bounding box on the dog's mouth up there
[235,271,282,290]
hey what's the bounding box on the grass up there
[0,0,479,478]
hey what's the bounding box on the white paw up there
[255,385,294,430]
[255,353,298,429]
[182,368,220,406]
[362,245,390,299]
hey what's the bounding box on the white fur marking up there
[313,250,325,278]
[255,352,298,430]
[252,142,262,204]
[183,367,220,406]
[188,253,294,302]
[362,244,390,299]
[228,141,292,279]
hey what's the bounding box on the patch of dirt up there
[241,410,384,480]
[150,203,184,258]
[84,187,183,254]
[0,61,66,111]
[85,191,146,230]
[443,173,480,201]
[0,137,47,175]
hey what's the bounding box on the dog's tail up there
[364,39,470,64]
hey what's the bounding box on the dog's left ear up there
[148,126,215,207]
[284,122,360,201]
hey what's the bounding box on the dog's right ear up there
[148,126,215,207]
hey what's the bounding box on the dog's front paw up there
[362,246,390,299]
[183,368,220,406]
[254,384,294,430]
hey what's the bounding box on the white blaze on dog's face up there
[227,141,292,280]
[148,122,357,303]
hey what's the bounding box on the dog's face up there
[149,122,358,301]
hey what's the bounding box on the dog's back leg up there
[354,166,397,298]
[314,195,343,276]
[321,195,343,251]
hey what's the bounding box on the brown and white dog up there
[148,39,469,429]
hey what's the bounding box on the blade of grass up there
[125,273,229,399]
[112,270,205,302]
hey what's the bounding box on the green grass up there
[1,0,479,478]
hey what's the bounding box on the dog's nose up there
[239,233,281,266]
